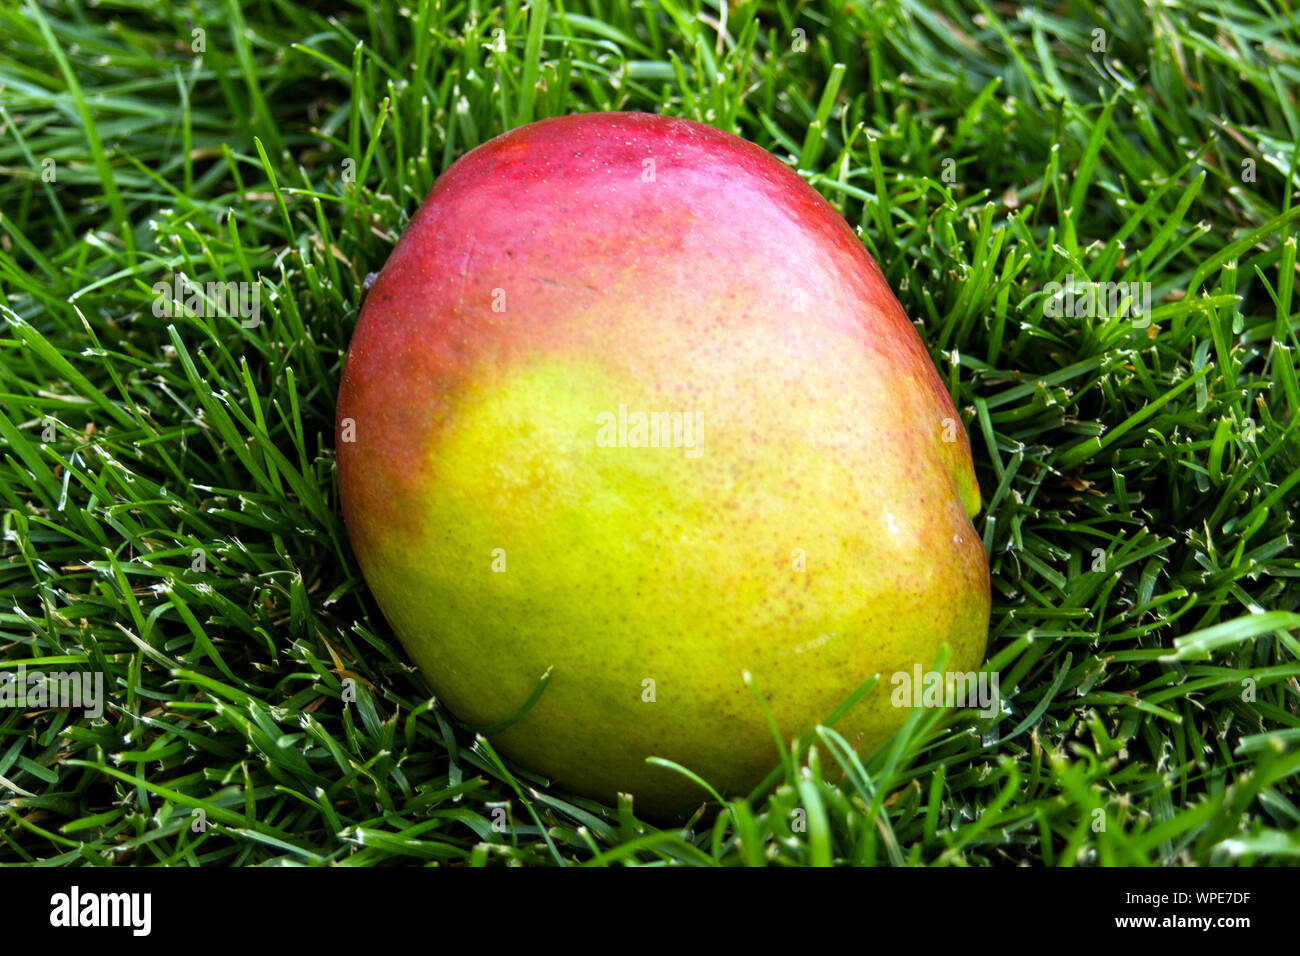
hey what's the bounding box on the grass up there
[0,0,1298,866]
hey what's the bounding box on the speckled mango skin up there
[336,112,990,818]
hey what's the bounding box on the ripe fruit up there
[336,112,990,818]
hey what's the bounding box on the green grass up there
[1,0,1298,866]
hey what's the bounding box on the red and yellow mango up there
[336,113,990,817]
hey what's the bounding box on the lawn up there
[1,0,1298,866]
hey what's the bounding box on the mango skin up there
[336,112,990,818]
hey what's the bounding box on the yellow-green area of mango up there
[359,355,990,817]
